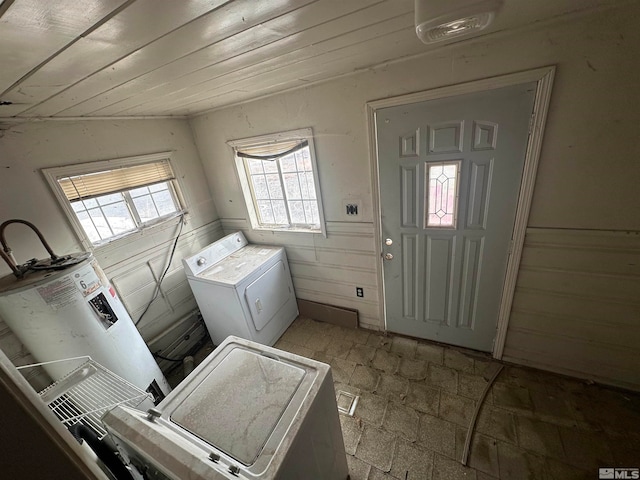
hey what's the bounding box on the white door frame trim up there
[365,66,555,359]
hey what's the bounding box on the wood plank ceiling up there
[0,0,625,118]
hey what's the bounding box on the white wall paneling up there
[107,220,224,340]
[503,228,640,391]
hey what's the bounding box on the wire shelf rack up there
[18,356,152,438]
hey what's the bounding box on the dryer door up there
[245,260,292,331]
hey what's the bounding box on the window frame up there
[424,160,462,229]
[42,151,187,250]
[229,128,327,237]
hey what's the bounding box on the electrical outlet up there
[356,287,364,297]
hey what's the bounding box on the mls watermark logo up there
[600,468,640,479]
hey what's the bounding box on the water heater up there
[0,220,170,402]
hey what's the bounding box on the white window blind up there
[58,160,175,201]
[235,140,308,160]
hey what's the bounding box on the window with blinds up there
[43,153,184,247]
[228,128,326,235]
[58,161,174,201]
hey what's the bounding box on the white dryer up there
[102,336,349,480]
[182,232,298,347]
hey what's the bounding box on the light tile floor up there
[180,316,640,480]
[274,317,640,480]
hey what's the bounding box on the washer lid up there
[195,245,282,286]
[169,347,305,466]
[182,232,247,277]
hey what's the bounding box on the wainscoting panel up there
[503,228,640,391]
[107,220,224,341]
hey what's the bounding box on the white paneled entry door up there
[376,83,536,352]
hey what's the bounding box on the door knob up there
[385,238,393,246]
[383,253,393,260]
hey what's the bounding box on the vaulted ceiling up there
[0,0,625,118]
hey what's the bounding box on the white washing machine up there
[182,232,298,347]
[102,336,349,480]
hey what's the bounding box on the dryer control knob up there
[196,257,207,266]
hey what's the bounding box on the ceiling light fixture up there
[415,0,504,44]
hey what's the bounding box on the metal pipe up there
[183,356,195,378]
[0,248,21,277]
[0,219,60,277]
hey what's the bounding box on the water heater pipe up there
[0,219,60,278]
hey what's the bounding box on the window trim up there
[42,151,187,250]
[228,128,327,237]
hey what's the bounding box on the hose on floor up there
[461,364,504,466]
